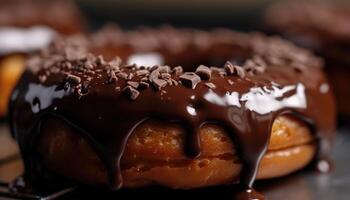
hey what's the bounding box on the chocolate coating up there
[9,27,336,199]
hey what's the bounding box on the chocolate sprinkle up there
[179,72,201,89]
[138,81,150,89]
[161,73,171,80]
[195,65,211,80]
[224,61,235,75]
[172,66,183,75]
[127,81,139,89]
[123,86,140,100]
[136,69,150,76]
[152,79,168,90]
[107,71,118,83]
[235,65,246,78]
[117,72,128,79]
[66,74,81,84]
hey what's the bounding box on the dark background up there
[75,0,343,31]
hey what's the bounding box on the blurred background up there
[77,0,347,30]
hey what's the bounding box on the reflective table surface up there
[0,124,349,200]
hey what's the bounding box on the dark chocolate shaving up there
[138,81,150,89]
[116,72,128,80]
[152,79,168,91]
[172,66,183,75]
[179,72,201,89]
[66,74,81,84]
[195,65,211,80]
[224,61,235,75]
[107,71,118,84]
[123,86,140,100]
[136,70,150,76]
[127,81,139,89]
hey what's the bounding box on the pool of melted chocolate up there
[8,29,336,200]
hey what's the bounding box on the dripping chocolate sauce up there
[8,29,336,200]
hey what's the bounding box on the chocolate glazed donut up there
[9,28,336,199]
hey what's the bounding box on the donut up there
[0,0,86,34]
[264,1,350,117]
[0,0,86,117]
[9,27,336,199]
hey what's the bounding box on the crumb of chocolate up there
[123,86,140,100]
[125,63,137,69]
[139,81,150,89]
[195,65,211,80]
[149,69,160,80]
[127,81,139,89]
[152,79,167,90]
[107,70,118,83]
[171,79,179,86]
[79,81,90,95]
[127,73,134,80]
[224,61,235,75]
[159,65,171,73]
[66,74,81,84]
[235,65,245,78]
[179,72,201,89]
[150,65,159,72]
[172,66,183,75]
[117,72,128,79]
[136,69,150,76]
[166,79,173,86]
[161,73,171,79]
[141,77,149,82]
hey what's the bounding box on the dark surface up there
[0,123,349,199]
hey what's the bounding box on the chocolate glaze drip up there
[9,28,336,199]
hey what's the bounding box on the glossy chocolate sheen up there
[9,28,336,199]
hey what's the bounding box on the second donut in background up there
[264,1,350,118]
[0,0,86,117]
